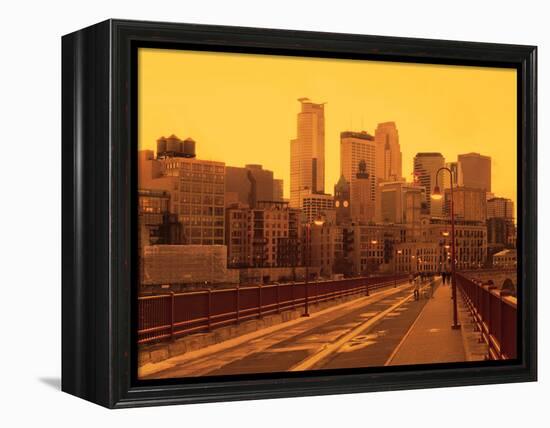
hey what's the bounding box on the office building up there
[290,98,326,207]
[413,152,446,217]
[225,201,302,269]
[487,197,514,219]
[273,178,284,201]
[379,181,424,225]
[458,152,491,192]
[487,217,516,247]
[428,219,487,270]
[225,164,283,208]
[298,190,336,224]
[445,186,487,222]
[374,122,403,182]
[138,140,225,245]
[310,224,345,278]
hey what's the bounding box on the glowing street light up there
[431,185,443,200]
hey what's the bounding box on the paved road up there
[143,280,436,379]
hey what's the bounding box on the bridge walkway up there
[386,279,466,366]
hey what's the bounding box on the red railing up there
[455,273,517,360]
[138,274,407,344]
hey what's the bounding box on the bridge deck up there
[386,280,466,366]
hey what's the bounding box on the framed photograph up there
[62,19,537,408]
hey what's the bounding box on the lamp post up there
[395,249,403,287]
[302,215,325,317]
[431,167,460,330]
[365,239,378,296]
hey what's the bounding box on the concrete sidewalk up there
[386,280,466,366]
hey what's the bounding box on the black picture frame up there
[61,19,537,408]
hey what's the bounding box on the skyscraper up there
[350,160,376,223]
[458,152,491,192]
[413,152,446,217]
[290,98,326,207]
[340,131,377,201]
[375,122,403,182]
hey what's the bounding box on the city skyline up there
[138,48,517,210]
[137,47,519,380]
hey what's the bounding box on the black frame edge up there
[61,19,114,408]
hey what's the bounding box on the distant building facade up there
[445,187,487,222]
[139,143,226,245]
[428,219,487,270]
[374,122,403,182]
[273,178,284,201]
[340,131,377,206]
[225,164,283,208]
[379,181,424,225]
[351,160,376,224]
[458,152,491,192]
[493,249,517,268]
[487,197,514,219]
[413,152,446,217]
[138,189,183,249]
[310,224,345,277]
[298,190,336,224]
[351,224,405,275]
[225,201,302,268]
[445,161,463,187]
[487,217,516,247]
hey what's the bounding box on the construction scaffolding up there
[142,245,236,286]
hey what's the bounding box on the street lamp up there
[394,249,403,287]
[364,239,378,296]
[431,167,460,329]
[302,214,325,317]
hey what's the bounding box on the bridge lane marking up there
[289,290,416,372]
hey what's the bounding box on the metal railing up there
[455,273,517,360]
[138,274,407,344]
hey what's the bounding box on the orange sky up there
[138,48,517,211]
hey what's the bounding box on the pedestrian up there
[413,276,420,301]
